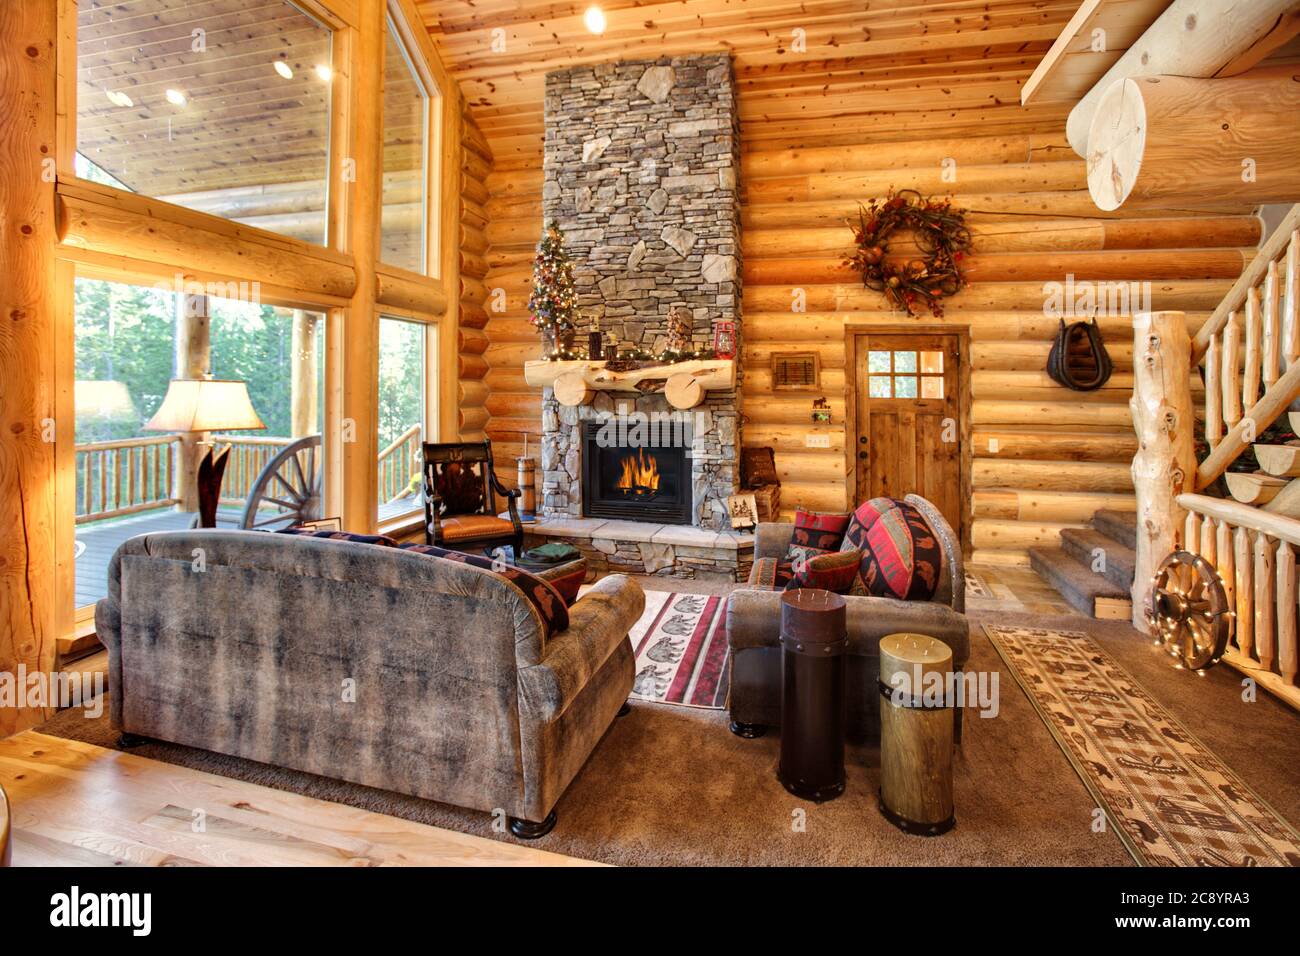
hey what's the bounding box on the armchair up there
[422,438,524,558]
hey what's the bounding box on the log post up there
[0,0,58,736]
[290,309,319,437]
[1130,311,1196,631]
[1086,73,1300,211]
[173,292,210,512]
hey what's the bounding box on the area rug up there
[985,623,1300,867]
[627,590,729,709]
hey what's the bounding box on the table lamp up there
[145,378,265,528]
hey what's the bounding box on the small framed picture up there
[727,493,758,530]
[298,517,342,532]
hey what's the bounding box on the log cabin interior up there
[1,0,1299,880]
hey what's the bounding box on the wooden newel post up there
[1130,311,1195,631]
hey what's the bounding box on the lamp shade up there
[75,380,137,422]
[144,379,265,433]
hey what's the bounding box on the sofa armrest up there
[516,573,645,722]
[754,522,795,562]
[727,588,970,666]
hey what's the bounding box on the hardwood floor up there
[0,732,595,867]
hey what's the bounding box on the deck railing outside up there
[75,425,424,523]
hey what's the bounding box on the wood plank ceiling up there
[418,0,1086,164]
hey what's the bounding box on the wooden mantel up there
[523,358,735,410]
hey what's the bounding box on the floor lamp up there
[146,378,265,528]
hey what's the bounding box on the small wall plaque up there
[771,351,820,390]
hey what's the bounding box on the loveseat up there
[95,530,644,838]
[725,494,969,741]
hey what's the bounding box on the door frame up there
[843,322,972,557]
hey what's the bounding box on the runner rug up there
[627,591,730,709]
[986,623,1300,867]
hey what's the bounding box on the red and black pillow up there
[783,548,862,594]
[400,543,569,638]
[533,561,586,606]
[839,498,942,601]
[784,508,852,565]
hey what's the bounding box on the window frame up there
[375,308,441,532]
[380,6,437,277]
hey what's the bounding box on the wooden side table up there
[879,632,956,835]
[0,782,10,867]
[777,588,848,802]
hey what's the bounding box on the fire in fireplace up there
[582,422,692,524]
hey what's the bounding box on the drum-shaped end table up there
[777,588,848,803]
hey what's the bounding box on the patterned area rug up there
[986,623,1300,866]
[627,591,730,709]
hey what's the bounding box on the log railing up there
[74,435,180,524]
[378,424,422,504]
[215,435,293,506]
[1193,204,1300,489]
[1179,493,1299,709]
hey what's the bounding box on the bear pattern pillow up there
[840,497,942,601]
[784,508,852,565]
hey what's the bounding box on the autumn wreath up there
[845,189,972,317]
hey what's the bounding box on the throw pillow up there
[845,498,942,601]
[278,528,399,547]
[749,557,796,591]
[783,548,862,594]
[400,543,569,638]
[784,508,852,565]
[533,560,587,606]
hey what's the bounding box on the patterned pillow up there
[278,528,399,547]
[400,543,569,638]
[783,548,862,594]
[749,557,796,591]
[784,509,852,565]
[841,498,942,600]
[533,559,587,606]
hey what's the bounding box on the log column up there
[0,0,57,735]
[290,309,319,437]
[1130,311,1196,631]
[173,292,210,512]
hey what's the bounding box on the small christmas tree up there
[527,221,580,356]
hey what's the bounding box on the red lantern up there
[713,320,736,359]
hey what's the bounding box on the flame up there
[616,447,660,495]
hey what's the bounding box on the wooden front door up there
[850,331,964,540]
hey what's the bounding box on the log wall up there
[458,106,492,440]
[478,123,1260,566]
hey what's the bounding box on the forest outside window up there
[377,316,435,522]
[380,9,435,274]
[74,0,333,244]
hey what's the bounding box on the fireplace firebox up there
[581,422,693,524]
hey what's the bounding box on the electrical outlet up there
[805,433,831,449]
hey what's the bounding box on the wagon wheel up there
[239,434,323,531]
[1149,550,1231,671]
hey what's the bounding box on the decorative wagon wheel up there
[239,434,323,531]
[1148,550,1231,671]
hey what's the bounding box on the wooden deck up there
[75,500,420,609]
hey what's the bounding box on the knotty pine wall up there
[457,108,492,441]
[479,126,1260,566]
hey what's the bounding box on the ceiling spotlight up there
[165,88,187,106]
[314,63,333,82]
[105,89,133,108]
[274,60,293,80]
[584,5,606,34]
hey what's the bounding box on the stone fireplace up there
[538,53,743,531]
[580,421,693,524]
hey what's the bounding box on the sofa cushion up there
[400,543,569,638]
[784,548,862,594]
[278,528,399,547]
[784,509,852,564]
[748,556,795,591]
[841,498,942,600]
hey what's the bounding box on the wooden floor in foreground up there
[0,732,593,867]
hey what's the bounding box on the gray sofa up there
[95,530,644,838]
[726,494,969,741]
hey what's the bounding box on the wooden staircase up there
[1028,509,1136,620]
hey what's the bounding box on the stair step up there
[1060,527,1136,589]
[1253,443,1300,477]
[1091,508,1137,550]
[1224,471,1289,505]
[1029,546,1132,619]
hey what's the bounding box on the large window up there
[73,277,326,610]
[377,316,433,520]
[75,0,333,244]
[380,12,433,273]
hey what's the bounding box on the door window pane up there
[921,376,944,399]
[893,351,917,373]
[920,350,944,374]
[381,17,431,273]
[73,277,326,610]
[378,317,428,519]
[76,0,333,244]
[894,376,918,398]
[868,351,890,373]
[868,376,892,398]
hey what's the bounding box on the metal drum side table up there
[777,588,848,802]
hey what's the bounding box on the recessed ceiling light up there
[165,88,187,106]
[584,5,606,34]
[314,63,333,82]
[274,60,293,80]
[105,89,133,108]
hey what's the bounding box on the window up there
[867,350,944,399]
[377,317,434,521]
[75,0,333,244]
[380,12,433,273]
[73,276,326,610]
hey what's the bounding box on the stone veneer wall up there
[539,54,742,530]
